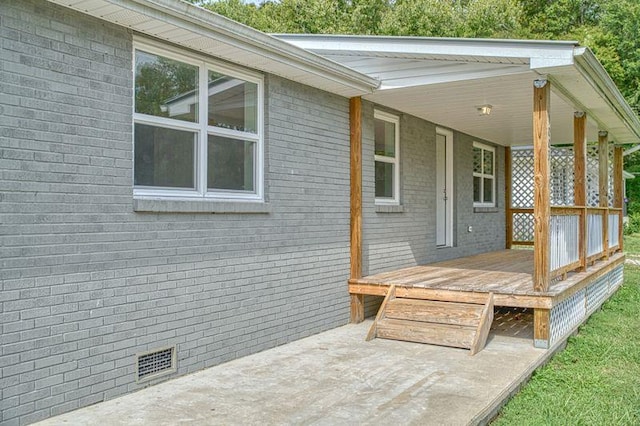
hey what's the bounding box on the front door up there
[436,129,453,247]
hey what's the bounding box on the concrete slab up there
[36,319,550,426]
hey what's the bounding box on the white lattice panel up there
[586,145,600,207]
[609,264,624,294]
[513,212,534,242]
[550,289,586,345]
[586,275,608,315]
[550,147,574,206]
[609,146,614,207]
[511,148,534,208]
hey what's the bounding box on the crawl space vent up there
[136,346,176,382]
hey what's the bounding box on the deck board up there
[349,250,625,308]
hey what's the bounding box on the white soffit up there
[45,0,378,97]
[278,34,640,146]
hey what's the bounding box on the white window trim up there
[473,142,496,208]
[374,110,400,205]
[132,38,264,202]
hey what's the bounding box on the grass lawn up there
[493,236,640,425]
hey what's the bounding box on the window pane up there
[374,118,396,157]
[208,135,255,191]
[134,123,195,189]
[473,176,481,202]
[375,161,394,198]
[483,177,493,203]
[473,147,482,173]
[135,50,198,123]
[484,149,494,175]
[208,71,258,133]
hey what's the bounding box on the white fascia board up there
[46,0,379,95]
[572,48,640,142]
[275,34,578,65]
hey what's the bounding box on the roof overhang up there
[277,35,640,146]
[45,0,379,98]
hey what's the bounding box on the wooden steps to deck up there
[367,285,494,355]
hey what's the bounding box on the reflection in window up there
[208,136,255,191]
[374,111,399,204]
[134,123,195,189]
[375,161,394,198]
[133,45,262,199]
[135,50,198,123]
[473,142,495,207]
[208,72,257,133]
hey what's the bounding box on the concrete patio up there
[36,313,557,426]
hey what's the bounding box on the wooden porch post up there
[505,147,512,249]
[599,131,609,260]
[614,146,624,251]
[350,96,364,323]
[532,79,551,348]
[574,112,587,271]
[533,79,551,292]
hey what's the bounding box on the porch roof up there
[276,35,640,147]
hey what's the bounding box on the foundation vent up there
[136,346,176,382]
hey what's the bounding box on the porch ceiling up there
[277,35,640,147]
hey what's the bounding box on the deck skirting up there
[539,263,624,348]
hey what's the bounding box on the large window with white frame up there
[133,41,263,200]
[473,142,495,207]
[374,110,400,205]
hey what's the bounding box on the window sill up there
[375,204,405,213]
[133,198,271,214]
[474,206,499,213]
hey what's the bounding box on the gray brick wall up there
[361,101,506,316]
[1,1,351,424]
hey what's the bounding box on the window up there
[473,142,495,207]
[133,41,263,200]
[374,111,400,204]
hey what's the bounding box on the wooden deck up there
[349,250,625,309]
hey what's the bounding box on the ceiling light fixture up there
[477,104,492,116]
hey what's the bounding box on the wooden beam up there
[505,147,512,249]
[614,146,624,252]
[366,285,395,341]
[614,146,624,208]
[573,112,587,271]
[350,96,364,323]
[534,308,550,349]
[574,112,587,206]
[533,79,551,292]
[599,131,609,260]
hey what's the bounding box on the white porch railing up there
[587,210,604,258]
[609,212,620,249]
[508,206,623,280]
[550,213,580,273]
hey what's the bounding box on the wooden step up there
[366,285,494,355]
[384,298,483,326]
[376,318,476,349]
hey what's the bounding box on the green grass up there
[493,236,640,425]
[623,233,640,254]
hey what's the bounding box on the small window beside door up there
[374,111,400,205]
[473,142,495,207]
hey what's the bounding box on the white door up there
[436,129,454,247]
